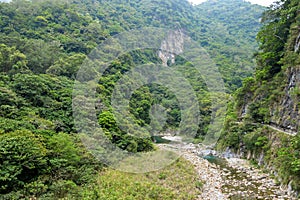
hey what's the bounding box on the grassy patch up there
[96,158,200,200]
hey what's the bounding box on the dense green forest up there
[0,0,266,199]
[218,0,300,194]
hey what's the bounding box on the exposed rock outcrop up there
[270,66,300,132]
[158,29,184,66]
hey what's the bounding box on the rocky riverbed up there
[157,137,297,200]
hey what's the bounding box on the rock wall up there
[270,66,300,132]
[158,29,184,66]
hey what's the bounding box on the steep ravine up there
[158,136,297,200]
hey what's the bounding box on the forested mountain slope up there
[76,0,264,91]
[218,0,300,195]
[0,0,264,90]
[0,0,264,198]
[196,0,264,90]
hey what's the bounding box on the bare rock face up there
[270,66,300,132]
[158,29,184,66]
[294,32,300,52]
[239,66,300,134]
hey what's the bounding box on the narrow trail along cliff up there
[236,122,298,136]
[265,124,298,136]
[158,136,297,200]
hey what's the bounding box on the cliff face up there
[236,0,300,133]
[269,66,300,132]
[238,65,300,133]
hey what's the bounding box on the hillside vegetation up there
[0,0,264,198]
[218,0,300,194]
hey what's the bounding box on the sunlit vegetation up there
[0,0,264,198]
[219,0,300,194]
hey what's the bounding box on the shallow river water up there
[157,136,297,200]
[203,155,291,199]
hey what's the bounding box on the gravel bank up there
[157,137,297,200]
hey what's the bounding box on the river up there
[157,136,297,200]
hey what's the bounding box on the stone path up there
[265,124,297,136]
[235,122,298,136]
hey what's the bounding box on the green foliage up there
[46,53,86,78]
[47,133,81,165]
[242,129,269,152]
[256,0,300,79]
[248,102,270,123]
[235,77,256,110]
[195,180,205,190]
[198,0,264,90]
[255,136,269,148]
[0,0,264,91]
[274,134,300,190]
[0,130,47,193]
[0,117,35,133]
[231,0,300,128]
[0,43,28,75]
[98,110,153,152]
[0,129,101,198]
[98,111,118,132]
[223,131,240,150]
[9,74,74,132]
[0,0,266,197]
[95,158,200,200]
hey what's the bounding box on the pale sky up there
[189,0,275,7]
